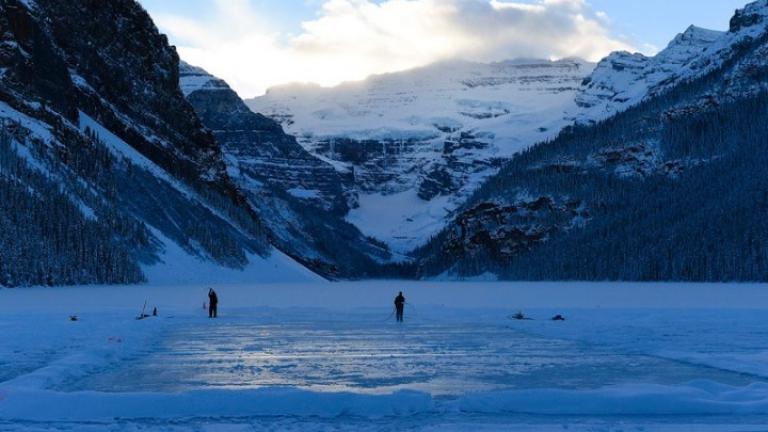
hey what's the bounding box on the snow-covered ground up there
[346,190,453,256]
[3,282,768,431]
[142,229,323,286]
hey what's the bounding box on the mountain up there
[411,0,768,281]
[575,2,768,124]
[247,59,594,254]
[179,63,349,214]
[5,0,767,286]
[0,0,313,286]
[179,63,391,277]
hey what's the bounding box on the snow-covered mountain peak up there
[674,25,724,43]
[574,1,768,125]
[414,2,768,281]
[247,58,593,254]
[252,58,592,138]
[665,26,725,56]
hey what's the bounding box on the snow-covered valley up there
[4,282,768,431]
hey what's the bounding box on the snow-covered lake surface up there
[3,282,768,431]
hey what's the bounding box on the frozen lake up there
[68,312,760,395]
[3,282,768,431]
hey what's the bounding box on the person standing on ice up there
[208,288,219,318]
[394,292,406,322]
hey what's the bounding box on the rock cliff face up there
[1,0,231,184]
[179,63,391,278]
[442,198,589,263]
[731,0,768,31]
[180,63,349,214]
[0,0,286,286]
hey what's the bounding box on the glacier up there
[248,59,594,254]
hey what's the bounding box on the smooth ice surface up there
[3,282,768,431]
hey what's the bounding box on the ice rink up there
[3,282,768,431]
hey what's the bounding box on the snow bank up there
[143,230,323,285]
[456,381,768,416]
[5,381,768,422]
[669,351,768,379]
[0,388,433,422]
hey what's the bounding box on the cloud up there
[152,0,635,98]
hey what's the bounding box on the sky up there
[138,0,749,98]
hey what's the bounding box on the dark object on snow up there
[69,315,79,322]
[511,312,533,321]
[137,301,157,320]
[137,300,150,320]
[208,288,219,318]
[552,314,566,321]
[394,292,405,322]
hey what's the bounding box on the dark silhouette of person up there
[208,288,219,318]
[394,291,405,322]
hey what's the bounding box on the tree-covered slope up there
[0,0,274,286]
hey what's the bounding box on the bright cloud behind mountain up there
[141,0,634,98]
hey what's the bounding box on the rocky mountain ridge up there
[575,0,768,124]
